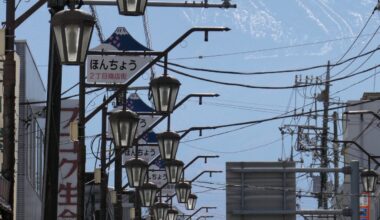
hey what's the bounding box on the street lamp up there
[117,0,147,16]
[150,74,181,113]
[125,158,148,187]
[109,109,140,148]
[157,131,180,160]
[152,202,169,220]
[164,159,184,183]
[51,8,95,65]
[361,169,378,193]
[186,193,197,210]
[166,208,179,220]
[139,182,158,207]
[175,181,191,203]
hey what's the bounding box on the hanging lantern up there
[139,182,158,207]
[51,9,95,65]
[185,193,197,210]
[157,131,180,160]
[150,74,181,113]
[125,158,148,187]
[166,208,179,220]
[175,181,191,203]
[361,169,378,193]
[109,109,140,148]
[152,202,169,220]
[117,0,147,16]
[164,159,184,183]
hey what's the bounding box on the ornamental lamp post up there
[117,0,147,16]
[51,8,95,65]
[139,182,158,207]
[125,158,148,187]
[150,74,181,113]
[157,131,180,160]
[361,169,378,193]
[152,202,169,220]
[164,159,184,183]
[175,181,191,203]
[186,193,197,210]
[109,109,140,148]
[166,208,179,220]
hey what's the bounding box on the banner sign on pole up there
[57,100,79,219]
[86,27,152,84]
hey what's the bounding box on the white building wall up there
[342,93,380,220]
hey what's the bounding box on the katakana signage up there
[57,100,79,219]
[86,27,152,84]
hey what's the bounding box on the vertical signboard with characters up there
[57,100,79,219]
[360,193,370,220]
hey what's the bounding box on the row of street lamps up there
[107,73,207,219]
[3,0,236,218]
[47,0,380,218]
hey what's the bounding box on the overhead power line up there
[163,47,380,76]
[170,31,380,61]
[176,97,380,134]
[160,62,380,90]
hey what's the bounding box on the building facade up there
[14,40,46,220]
[341,92,380,220]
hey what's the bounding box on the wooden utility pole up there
[2,0,16,218]
[42,19,63,220]
[333,111,339,219]
[100,98,108,220]
[319,61,330,209]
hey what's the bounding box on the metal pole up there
[333,111,339,220]
[320,61,330,209]
[100,100,107,220]
[114,146,122,220]
[134,190,141,220]
[2,0,16,217]
[42,9,63,220]
[77,64,86,220]
[350,160,360,219]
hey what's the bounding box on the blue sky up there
[2,0,380,219]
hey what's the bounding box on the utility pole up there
[2,0,16,218]
[333,112,339,220]
[319,61,330,209]
[42,18,63,220]
[100,98,107,220]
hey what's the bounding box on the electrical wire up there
[170,30,380,61]
[163,46,380,76]
[159,63,380,90]
[176,98,380,137]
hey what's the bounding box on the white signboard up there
[86,55,151,84]
[149,158,176,197]
[57,100,79,219]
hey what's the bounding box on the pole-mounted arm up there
[186,207,217,220]
[184,155,219,169]
[196,216,214,220]
[190,170,222,182]
[332,140,380,168]
[140,156,219,192]
[344,110,380,121]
